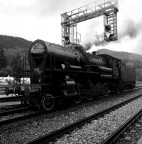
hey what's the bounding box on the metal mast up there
[61,0,118,45]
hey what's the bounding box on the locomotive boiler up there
[24,39,136,111]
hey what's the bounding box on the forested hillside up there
[0,35,32,49]
[0,35,32,77]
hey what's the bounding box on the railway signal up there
[104,7,118,42]
[61,0,118,45]
[104,25,116,42]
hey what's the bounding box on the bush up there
[0,67,13,77]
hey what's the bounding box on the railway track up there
[0,107,41,126]
[1,90,141,143]
[0,103,22,112]
[27,93,142,144]
[0,95,24,103]
[102,108,142,144]
[0,107,29,116]
[0,88,141,127]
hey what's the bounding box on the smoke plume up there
[83,0,142,54]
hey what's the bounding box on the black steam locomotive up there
[23,39,136,111]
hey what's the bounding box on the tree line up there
[0,35,32,77]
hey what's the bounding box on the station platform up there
[0,94,14,98]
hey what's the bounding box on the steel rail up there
[102,106,142,144]
[0,107,29,116]
[0,95,24,102]
[0,108,42,126]
[27,94,142,144]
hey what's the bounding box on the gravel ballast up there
[55,96,142,144]
[0,89,142,144]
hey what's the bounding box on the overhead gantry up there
[61,0,118,45]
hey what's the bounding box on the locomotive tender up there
[24,39,136,111]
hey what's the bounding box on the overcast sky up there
[0,0,142,54]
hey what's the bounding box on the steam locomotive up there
[22,39,136,111]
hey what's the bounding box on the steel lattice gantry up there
[61,0,118,45]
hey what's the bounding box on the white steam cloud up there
[84,0,142,54]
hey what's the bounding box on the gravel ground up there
[0,89,142,144]
[55,96,142,144]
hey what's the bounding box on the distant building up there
[20,77,30,84]
[0,76,14,85]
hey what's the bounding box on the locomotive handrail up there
[31,55,46,58]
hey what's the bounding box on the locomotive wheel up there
[41,94,54,111]
[102,83,109,96]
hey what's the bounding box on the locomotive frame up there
[21,40,136,111]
